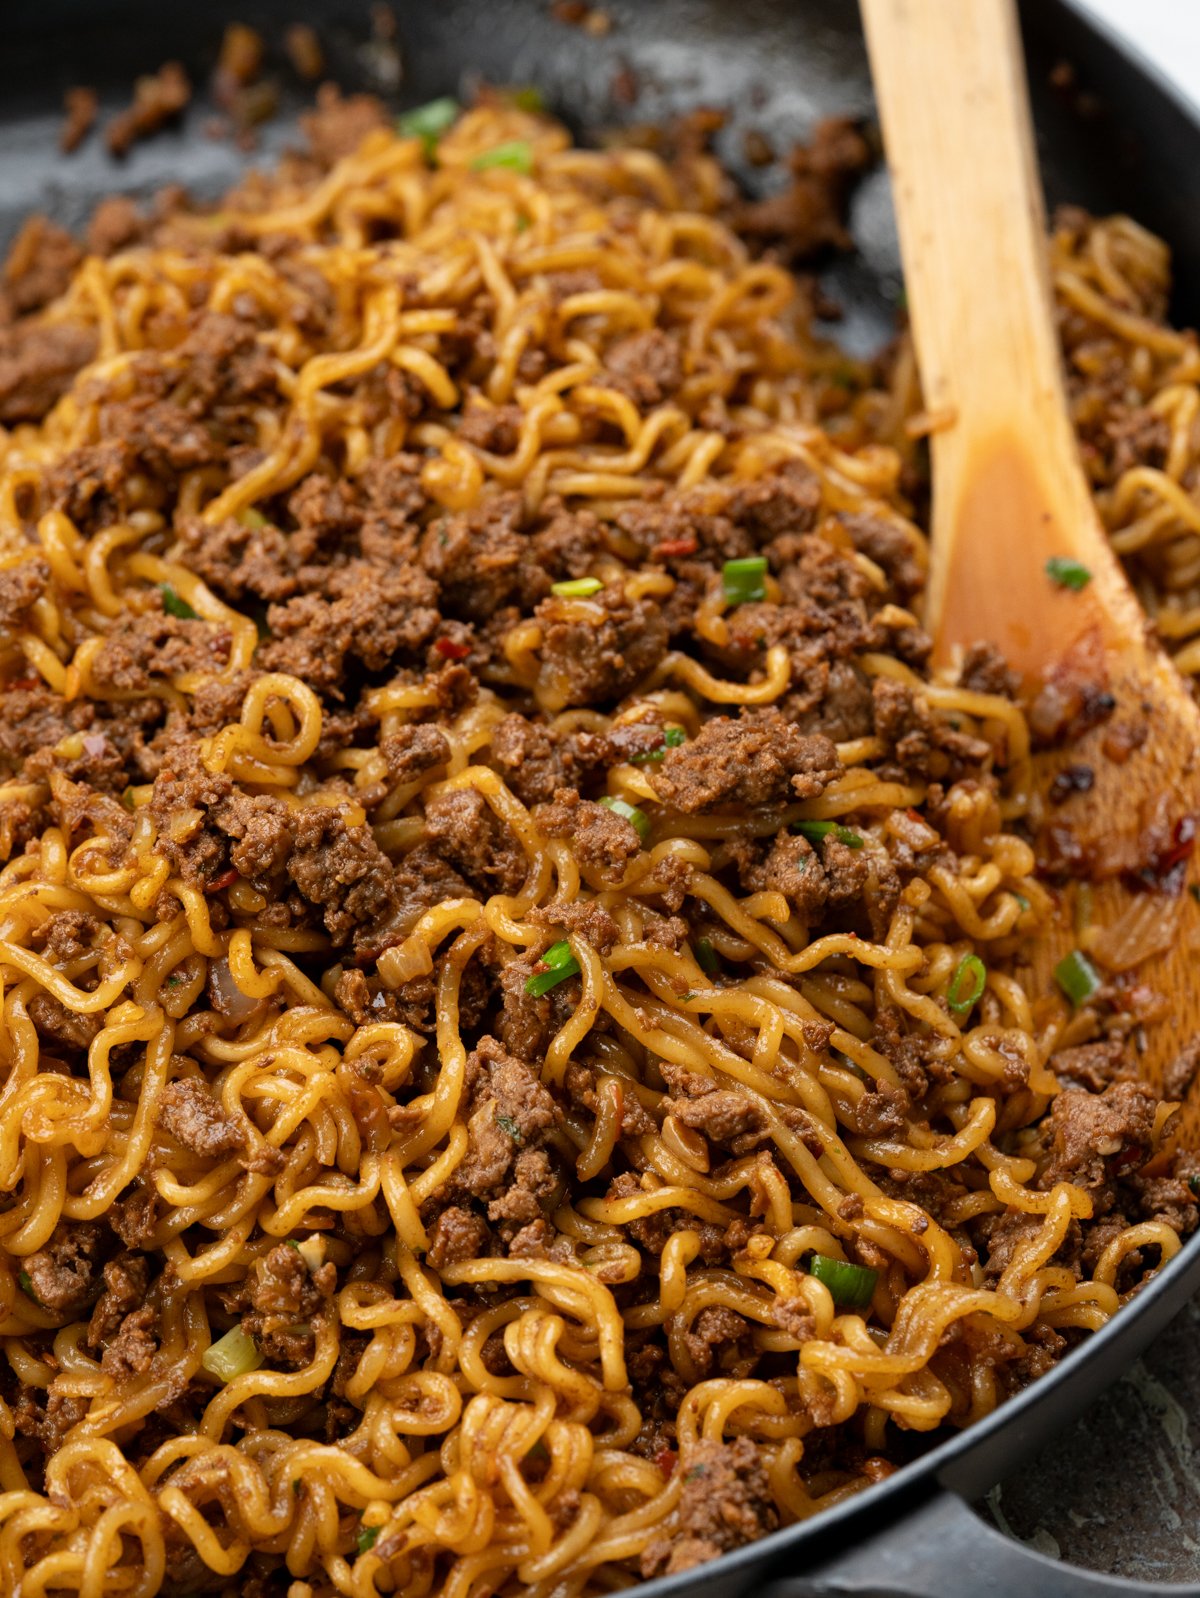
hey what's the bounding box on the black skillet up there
[4,2,1200,1593]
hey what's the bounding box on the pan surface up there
[4,2,1200,1592]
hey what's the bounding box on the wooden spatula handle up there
[859,0,1143,675]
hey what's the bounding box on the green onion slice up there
[525,939,580,997]
[599,795,650,842]
[160,583,199,620]
[507,85,546,113]
[237,507,267,529]
[18,1270,36,1301]
[202,1324,263,1383]
[472,140,534,173]
[694,937,720,975]
[357,1523,381,1555]
[631,726,685,765]
[1053,948,1102,1007]
[398,96,460,153]
[794,819,864,849]
[721,555,768,606]
[551,576,603,598]
[808,1253,878,1309]
[947,953,987,1016]
[1045,556,1092,591]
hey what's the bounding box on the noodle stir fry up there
[0,98,1193,1597]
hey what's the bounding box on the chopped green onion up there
[496,1112,524,1144]
[947,953,987,1016]
[202,1324,263,1383]
[507,85,546,113]
[551,576,603,598]
[160,583,198,620]
[1045,556,1092,591]
[525,939,580,997]
[694,937,720,975]
[808,1253,878,1309]
[18,1270,35,1301]
[721,555,768,606]
[398,96,460,154]
[237,507,267,529]
[1053,948,1102,1007]
[472,140,534,174]
[1012,892,1031,912]
[121,786,137,810]
[599,795,650,842]
[357,1523,381,1555]
[794,820,864,849]
[632,726,685,765]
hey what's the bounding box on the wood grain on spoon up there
[860,0,1200,1125]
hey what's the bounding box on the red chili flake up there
[1131,813,1197,896]
[655,1448,678,1479]
[654,536,698,558]
[435,637,471,660]
[204,868,239,894]
[8,675,41,691]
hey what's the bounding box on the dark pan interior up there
[5,2,1200,1591]
[3,0,1200,358]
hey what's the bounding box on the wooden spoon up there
[859,0,1200,1130]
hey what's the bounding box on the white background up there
[1073,0,1200,108]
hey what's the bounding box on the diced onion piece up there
[202,1324,263,1383]
[1087,893,1183,974]
[208,956,260,1023]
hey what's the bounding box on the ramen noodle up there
[0,96,1193,1598]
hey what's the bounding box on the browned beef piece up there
[159,1077,245,1158]
[424,787,527,895]
[259,563,439,690]
[23,1387,90,1453]
[449,1036,562,1223]
[535,584,668,707]
[958,641,1020,698]
[27,990,102,1054]
[665,1089,765,1146]
[108,1185,161,1248]
[379,725,450,786]
[420,492,546,621]
[731,114,870,261]
[683,1304,750,1376]
[853,1084,910,1136]
[1163,1039,1200,1101]
[734,830,826,917]
[1042,1081,1161,1189]
[841,512,925,603]
[528,896,620,952]
[602,329,683,410]
[727,462,821,541]
[654,709,840,812]
[872,677,991,779]
[235,1243,337,1369]
[0,556,48,629]
[0,685,159,792]
[173,313,277,412]
[300,83,388,164]
[1126,1170,1200,1236]
[426,1206,491,1268]
[287,803,403,950]
[87,196,145,256]
[60,86,98,154]
[88,1252,149,1344]
[2,216,81,314]
[44,439,133,529]
[23,1220,108,1317]
[786,658,876,744]
[90,611,231,692]
[1051,1041,1134,1093]
[101,1305,159,1380]
[0,323,97,424]
[106,62,191,157]
[393,843,477,929]
[535,790,643,882]
[488,713,587,807]
[641,1437,779,1577]
[30,909,99,964]
[457,400,523,453]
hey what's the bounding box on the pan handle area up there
[765,1487,1186,1598]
